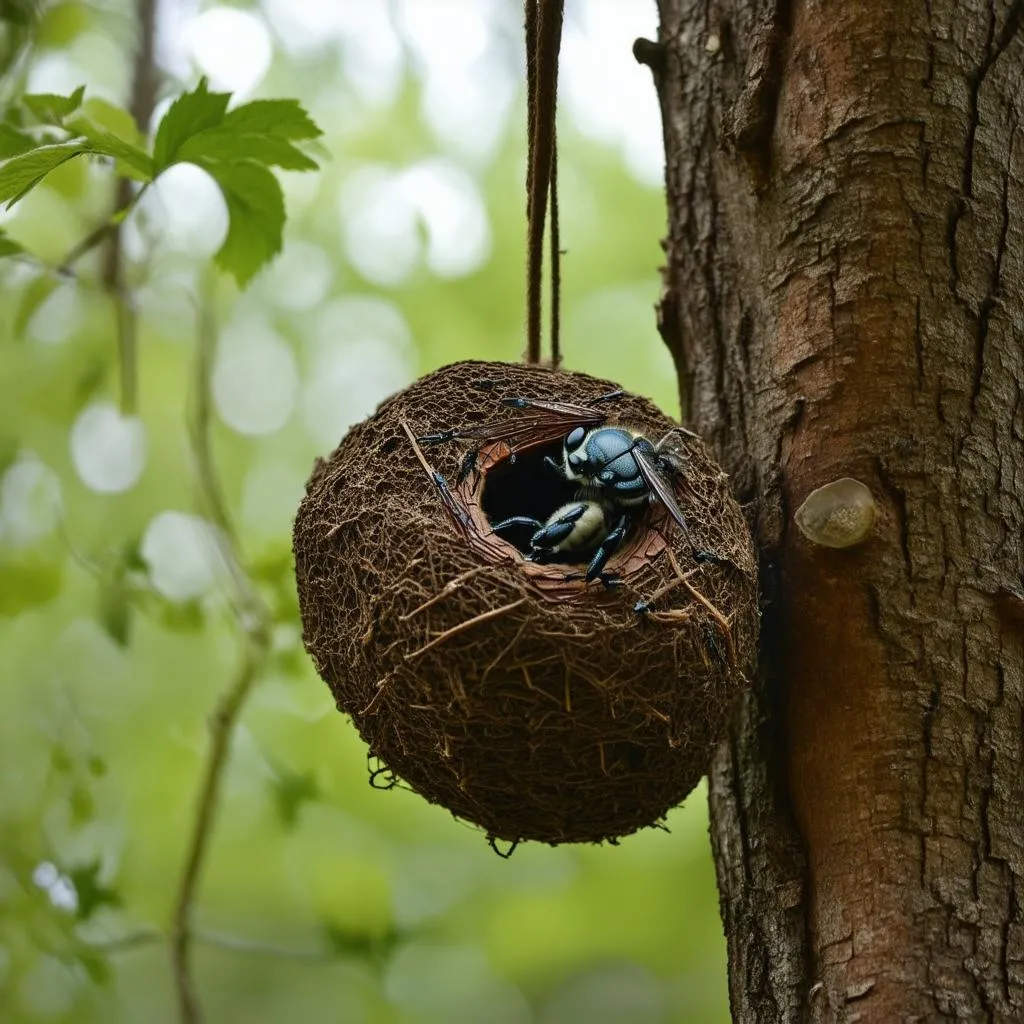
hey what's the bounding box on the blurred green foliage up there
[0,2,729,1022]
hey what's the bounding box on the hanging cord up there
[524,0,564,366]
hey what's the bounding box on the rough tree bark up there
[643,0,1024,1020]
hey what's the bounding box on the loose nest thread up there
[294,360,759,844]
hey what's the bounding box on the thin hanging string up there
[524,0,564,366]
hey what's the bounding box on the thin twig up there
[170,280,272,1024]
[667,549,738,670]
[398,565,491,620]
[404,599,528,661]
[102,0,158,414]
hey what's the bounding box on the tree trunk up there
[645,0,1024,1019]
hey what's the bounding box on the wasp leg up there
[491,515,545,535]
[584,514,628,583]
[418,429,458,445]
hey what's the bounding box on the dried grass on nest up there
[293,360,759,845]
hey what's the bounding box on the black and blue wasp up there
[418,392,709,585]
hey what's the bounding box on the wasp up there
[417,392,712,584]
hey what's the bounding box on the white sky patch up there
[183,7,273,98]
[302,295,415,447]
[401,159,492,278]
[70,402,147,494]
[339,164,420,287]
[140,511,222,603]
[24,280,83,347]
[561,0,664,186]
[0,456,62,547]
[128,163,229,261]
[262,240,334,312]
[340,159,490,287]
[213,321,298,437]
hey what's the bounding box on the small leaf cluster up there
[0,78,323,284]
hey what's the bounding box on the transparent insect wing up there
[633,446,692,535]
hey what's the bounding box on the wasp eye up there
[600,470,615,483]
[565,427,586,451]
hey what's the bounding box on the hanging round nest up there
[293,360,758,845]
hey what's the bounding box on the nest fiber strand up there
[294,360,758,844]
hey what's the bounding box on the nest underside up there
[294,360,759,844]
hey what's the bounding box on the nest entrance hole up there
[479,442,636,565]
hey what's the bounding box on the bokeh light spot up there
[0,456,62,547]
[213,322,298,437]
[184,7,273,97]
[140,511,222,603]
[70,402,147,494]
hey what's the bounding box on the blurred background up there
[0,1,729,1021]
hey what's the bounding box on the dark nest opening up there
[293,360,759,846]
[479,442,616,561]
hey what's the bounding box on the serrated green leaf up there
[220,98,322,141]
[65,113,153,179]
[66,860,120,921]
[0,141,90,207]
[22,85,84,124]
[0,122,36,158]
[0,229,22,256]
[78,97,145,147]
[177,129,317,171]
[13,272,59,336]
[200,159,285,287]
[153,78,230,170]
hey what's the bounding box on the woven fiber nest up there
[293,360,758,845]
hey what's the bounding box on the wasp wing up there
[633,445,694,542]
[420,398,609,452]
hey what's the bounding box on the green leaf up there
[220,98,322,141]
[65,98,152,180]
[200,160,285,286]
[22,85,85,124]
[0,123,36,158]
[66,860,120,921]
[65,115,153,179]
[178,130,317,171]
[153,77,230,170]
[0,229,22,257]
[0,141,91,207]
